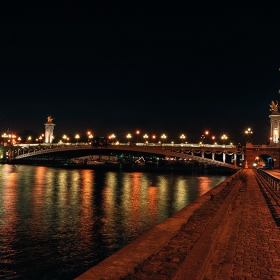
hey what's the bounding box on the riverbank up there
[76,170,242,279]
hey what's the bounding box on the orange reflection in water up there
[1,165,19,259]
[129,172,142,225]
[33,166,47,206]
[103,172,117,218]
[77,170,94,247]
[80,170,94,209]
[197,176,212,196]
[147,186,158,223]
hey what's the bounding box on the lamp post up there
[221,134,228,145]
[136,130,140,143]
[87,131,92,142]
[88,134,93,144]
[109,134,116,144]
[245,128,253,143]
[126,133,132,144]
[143,134,148,144]
[201,135,205,145]
[161,134,167,145]
[38,135,42,148]
[75,134,80,144]
[2,133,8,145]
[205,130,209,144]
[180,134,186,143]
[212,136,216,144]
[63,134,67,143]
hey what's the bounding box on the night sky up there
[0,2,279,144]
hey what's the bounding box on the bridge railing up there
[256,168,280,191]
[13,142,237,149]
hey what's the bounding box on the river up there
[0,164,228,279]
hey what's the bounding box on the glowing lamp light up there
[273,128,279,143]
[180,134,186,143]
[161,134,167,143]
[143,134,148,142]
[136,130,140,142]
[75,134,80,143]
[221,134,228,144]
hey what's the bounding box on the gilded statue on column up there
[270,100,279,112]
[47,115,54,123]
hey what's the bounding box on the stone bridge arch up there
[256,153,274,169]
[245,143,280,169]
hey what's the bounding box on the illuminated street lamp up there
[161,134,167,144]
[136,130,140,143]
[2,133,8,145]
[201,135,205,145]
[63,134,67,143]
[75,134,80,144]
[126,133,132,143]
[212,136,215,144]
[27,136,32,144]
[205,130,209,144]
[221,134,228,145]
[245,128,253,143]
[143,134,148,144]
[152,135,156,142]
[88,133,93,143]
[87,131,94,143]
[1,133,16,145]
[109,133,116,144]
[180,134,186,143]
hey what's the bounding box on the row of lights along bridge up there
[0,129,248,146]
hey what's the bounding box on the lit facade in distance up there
[269,100,280,144]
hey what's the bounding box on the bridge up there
[9,143,243,170]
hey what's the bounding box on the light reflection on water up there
[0,164,227,279]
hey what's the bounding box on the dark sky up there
[0,1,279,144]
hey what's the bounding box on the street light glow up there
[180,134,186,143]
[221,134,228,144]
[126,133,132,142]
[245,128,253,143]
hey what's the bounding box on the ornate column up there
[44,116,55,143]
[269,100,280,144]
[233,153,237,167]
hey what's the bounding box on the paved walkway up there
[204,169,280,280]
[77,169,280,279]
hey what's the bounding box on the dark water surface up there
[0,164,227,279]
